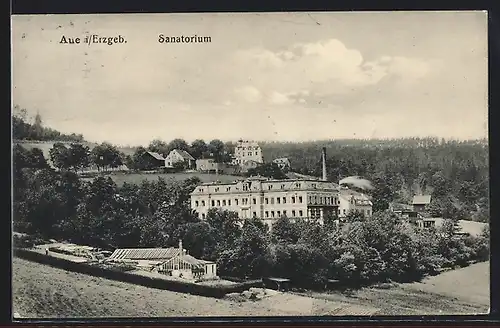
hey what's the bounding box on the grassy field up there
[90,172,242,186]
[299,261,490,316]
[12,258,489,318]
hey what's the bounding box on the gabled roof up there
[162,254,209,269]
[146,151,165,161]
[171,149,195,161]
[412,195,432,205]
[390,202,414,212]
[109,248,181,260]
[273,157,291,164]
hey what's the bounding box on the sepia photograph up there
[11,11,489,319]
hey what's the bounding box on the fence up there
[14,248,260,298]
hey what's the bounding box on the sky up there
[12,12,488,146]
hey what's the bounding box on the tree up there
[148,139,169,156]
[208,139,225,162]
[49,142,71,171]
[68,143,91,172]
[91,143,123,171]
[271,216,300,243]
[168,138,189,153]
[246,163,288,179]
[27,148,49,169]
[190,139,208,159]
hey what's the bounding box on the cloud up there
[233,85,262,103]
[229,38,430,106]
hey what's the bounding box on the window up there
[235,199,239,205]
[253,198,257,204]
[255,152,258,156]
[217,200,221,206]
[292,210,296,217]
[195,200,199,207]
[268,185,273,190]
[343,209,346,215]
[202,213,206,219]
[248,152,252,156]
[271,198,274,204]
[295,183,301,188]
[215,187,219,192]
[312,184,317,189]
[253,212,257,217]
[226,187,231,192]
[277,198,281,204]
[243,184,249,191]
[265,211,269,218]
[424,221,435,228]
[283,210,287,216]
[228,199,231,206]
[271,211,275,217]
[222,200,226,206]
[299,210,303,217]
[211,200,215,206]
[265,198,269,204]
[281,184,285,189]
[291,196,295,203]
[277,211,281,216]
[298,196,303,203]
[283,197,286,204]
[202,200,205,206]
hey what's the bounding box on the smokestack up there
[322,147,327,181]
[179,239,183,255]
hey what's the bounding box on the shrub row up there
[14,248,259,298]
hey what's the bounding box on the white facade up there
[338,188,373,218]
[165,149,195,168]
[190,177,340,228]
[233,140,264,165]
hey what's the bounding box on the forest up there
[12,106,84,142]
[12,152,489,288]
[259,139,489,222]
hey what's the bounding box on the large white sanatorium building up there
[190,176,340,228]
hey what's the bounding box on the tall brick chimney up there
[322,147,327,181]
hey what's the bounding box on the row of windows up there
[198,182,334,194]
[263,210,304,218]
[239,152,260,157]
[341,208,371,216]
[194,196,306,207]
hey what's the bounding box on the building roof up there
[172,149,195,161]
[109,248,181,260]
[340,189,373,206]
[413,195,432,205]
[162,254,210,269]
[191,178,340,195]
[390,202,415,212]
[146,151,165,161]
[273,157,291,164]
[421,218,488,237]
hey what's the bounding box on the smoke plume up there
[339,176,374,190]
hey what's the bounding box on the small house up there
[272,157,291,171]
[390,202,418,220]
[412,195,432,212]
[165,149,195,169]
[108,241,217,281]
[141,151,166,169]
[338,188,373,218]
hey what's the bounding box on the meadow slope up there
[12,258,489,318]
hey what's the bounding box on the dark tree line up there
[13,152,489,289]
[260,138,489,222]
[13,107,84,142]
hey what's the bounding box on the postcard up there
[11,11,489,319]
